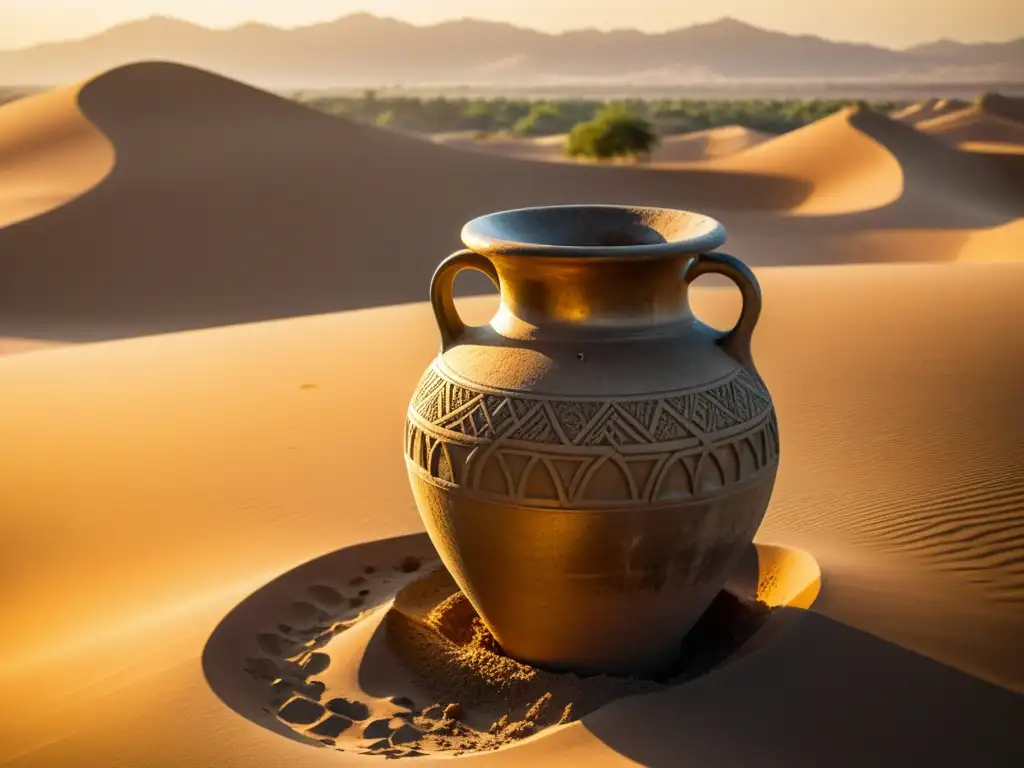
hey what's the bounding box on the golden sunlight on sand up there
[0,62,1021,766]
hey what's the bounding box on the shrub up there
[564,110,658,160]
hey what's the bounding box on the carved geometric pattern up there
[407,364,778,509]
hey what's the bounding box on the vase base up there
[205,533,819,759]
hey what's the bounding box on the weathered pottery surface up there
[405,205,779,675]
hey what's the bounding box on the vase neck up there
[489,254,695,339]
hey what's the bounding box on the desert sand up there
[1,62,1023,766]
[890,97,968,125]
[918,103,1024,147]
[433,124,773,165]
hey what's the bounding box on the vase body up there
[405,205,778,676]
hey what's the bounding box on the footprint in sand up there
[301,652,330,676]
[307,585,346,607]
[235,545,630,758]
[308,715,354,739]
[255,633,300,657]
[278,697,326,725]
[284,601,329,628]
[395,556,422,574]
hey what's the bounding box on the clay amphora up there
[405,205,778,676]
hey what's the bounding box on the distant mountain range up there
[1,14,1021,88]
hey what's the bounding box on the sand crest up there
[0,62,811,345]
[0,78,113,227]
[434,124,773,165]
[1,63,1020,349]
[890,97,968,125]
[918,103,1024,146]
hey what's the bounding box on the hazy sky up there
[1,0,1021,50]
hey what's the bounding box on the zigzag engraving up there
[406,364,778,508]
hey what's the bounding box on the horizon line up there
[3,12,1021,55]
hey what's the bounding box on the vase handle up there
[683,251,762,369]
[430,249,500,350]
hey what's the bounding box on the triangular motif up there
[578,407,646,447]
[654,457,693,500]
[476,455,510,494]
[483,395,515,435]
[406,424,420,462]
[579,457,634,501]
[522,459,561,501]
[651,410,695,442]
[738,437,760,476]
[666,393,697,422]
[506,407,560,443]
[548,458,590,500]
[550,400,605,442]
[624,457,665,500]
[420,388,444,423]
[736,370,771,411]
[717,380,751,421]
[440,401,491,437]
[435,445,455,483]
[618,400,659,433]
[697,452,726,491]
[690,395,713,431]
[445,443,474,485]
[497,452,531,493]
[445,382,476,414]
[509,398,534,420]
[703,385,747,427]
[413,370,444,410]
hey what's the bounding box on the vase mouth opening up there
[461,205,727,259]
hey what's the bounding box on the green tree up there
[457,100,499,132]
[513,103,570,136]
[564,109,658,160]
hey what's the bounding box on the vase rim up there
[461,204,727,259]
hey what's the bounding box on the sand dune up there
[431,131,573,162]
[918,104,1024,146]
[0,80,113,227]
[1,263,1022,766]
[655,125,775,163]
[716,104,1022,220]
[1,63,1020,350]
[434,124,774,165]
[890,97,968,125]
[1,56,1023,767]
[0,62,813,343]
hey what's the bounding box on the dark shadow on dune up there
[670,107,1024,268]
[798,106,1022,230]
[202,532,434,747]
[205,530,1023,765]
[583,610,1024,768]
[0,61,809,342]
[203,530,803,758]
[3,63,1021,342]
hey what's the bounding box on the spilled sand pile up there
[228,546,781,758]
[383,566,768,752]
